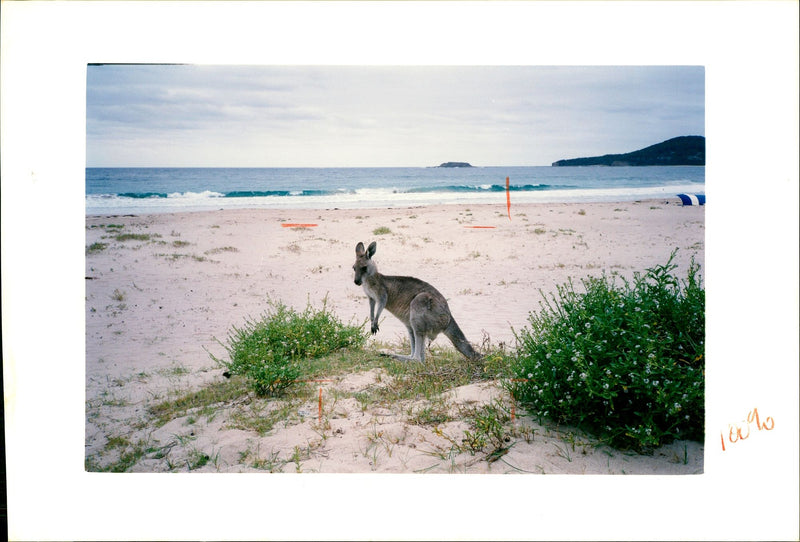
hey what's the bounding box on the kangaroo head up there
[353,241,377,286]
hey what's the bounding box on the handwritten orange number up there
[747,407,775,431]
[721,407,775,451]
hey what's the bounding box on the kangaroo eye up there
[361,266,368,273]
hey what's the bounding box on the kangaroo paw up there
[378,351,420,362]
[392,354,422,362]
[377,349,402,358]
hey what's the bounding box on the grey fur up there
[353,241,480,362]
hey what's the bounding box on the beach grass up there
[114,232,160,242]
[141,342,517,471]
[86,242,108,254]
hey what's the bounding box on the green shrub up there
[509,250,704,451]
[216,299,367,396]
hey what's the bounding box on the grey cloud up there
[87,65,704,167]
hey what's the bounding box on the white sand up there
[85,199,705,473]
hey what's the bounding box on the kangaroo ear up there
[367,241,377,259]
[355,242,365,256]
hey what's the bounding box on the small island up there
[552,136,705,167]
[437,162,473,168]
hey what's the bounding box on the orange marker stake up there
[281,223,318,228]
[464,226,496,229]
[273,379,333,426]
[506,176,511,220]
[508,378,529,423]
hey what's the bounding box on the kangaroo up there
[353,241,481,362]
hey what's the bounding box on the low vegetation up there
[508,250,704,450]
[114,232,160,242]
[212,299,368,396]
[86,242,108,254]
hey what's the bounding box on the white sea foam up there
[86,183,704,215]
[353,187,400,196]
[166,190,225,199]
[86,165,705,214]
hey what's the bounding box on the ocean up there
[85,166,705,215]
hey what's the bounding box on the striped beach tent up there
[677,194,706,206]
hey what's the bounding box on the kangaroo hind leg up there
[390,326,426,362]
[411,327,427,362]
[407,292,448,362]
[405,324,416,358]
[385,325,425,361]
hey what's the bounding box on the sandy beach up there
[85,198,705,473]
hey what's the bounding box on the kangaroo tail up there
[444,318,482,361]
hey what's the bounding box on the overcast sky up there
[86,65,704,168]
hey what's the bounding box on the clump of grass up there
[409,401,453,426]
[157,253,208,262]
[86,436,149,473]
[228,396,308,436]
[205,246,239,255]
[149,378,250,427]
[372,226,392,235]
[86,242,108,254]
[213,299,368,396]
[508,250,704,451]
[379,348,488,403]
[461,400,513,454]
[115,233,159,242]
